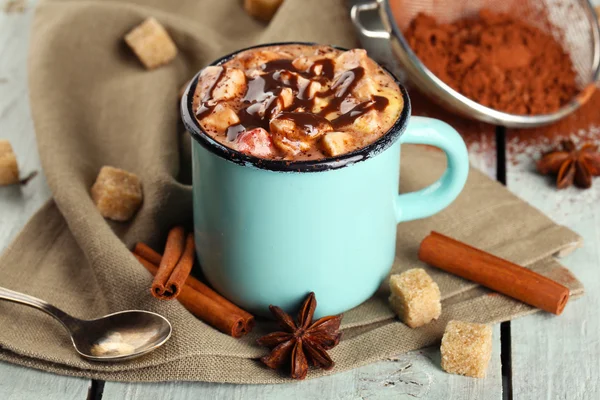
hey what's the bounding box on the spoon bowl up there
[0,286,172,362]
[71,310,172,361]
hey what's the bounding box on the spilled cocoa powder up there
[404,9,578,115]
[506,88,600,167]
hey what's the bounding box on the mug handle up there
[395,116,469,223]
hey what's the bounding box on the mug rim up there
[181,41,411,172]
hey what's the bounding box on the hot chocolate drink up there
[192,44,403,160]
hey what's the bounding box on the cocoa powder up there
[404,9,578,115]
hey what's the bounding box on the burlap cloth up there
[0,0,584,383]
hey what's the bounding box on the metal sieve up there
[351,0,600,128]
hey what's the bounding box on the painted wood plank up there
[0,2,91,399]
[0,362,90,400]
[506,143,600,399]
[507,151,600,399]
[103,327,501,400]
[0,0,51,246]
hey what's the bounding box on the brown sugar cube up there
[441,320,493,378]
[0,139,19,186]
[243,0,284,22]
[91,166,143,221]
[388,268,441,328]
[124,17,177,69]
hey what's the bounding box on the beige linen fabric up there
[0,0,583,383]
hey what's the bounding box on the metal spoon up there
[0,286,172,362]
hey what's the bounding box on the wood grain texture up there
[0,362,89,400]
[506,142,600,399]
[0,0,51,247]
[103,328,502,400]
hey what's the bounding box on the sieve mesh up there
[388,0,596,93]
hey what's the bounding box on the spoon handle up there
[0,286,81,331]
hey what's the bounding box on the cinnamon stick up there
[418,231,570,315]
[134,242,162,265]
[134,254,246,337]
[134,242,255,331]
[151,226,185,299]
[164,233,195,299]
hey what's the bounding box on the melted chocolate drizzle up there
[261,59,299,74]
[195,67,226,119]
[278,112,333,137]
[317,67,365,118]
[331,96,389,129]
[196,55,386,145]
[312,59,335,80]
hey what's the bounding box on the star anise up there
[537,139,600,189]
[257,292,343,380]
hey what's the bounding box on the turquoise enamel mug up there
[181,43,469,318]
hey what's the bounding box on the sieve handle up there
[395,117,469,223]
[350,1,391,40]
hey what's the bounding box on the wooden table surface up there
[1,1,599,399]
